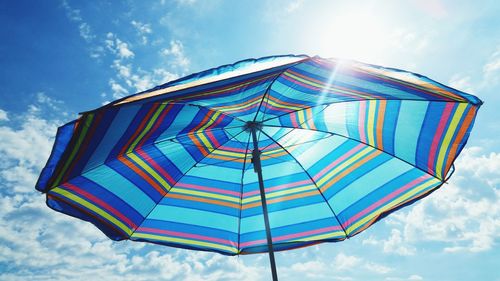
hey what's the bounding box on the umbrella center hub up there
[244,121,263,132]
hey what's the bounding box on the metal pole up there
[250,126,278,281]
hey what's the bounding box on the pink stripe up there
[262,101,296,113]
[136,148,176,184]
[175,182,240,197]
[137,227,234,246]
[242,179,312,197]
[342,175,431,228]
[240,225,343,247]
[312,143,364,181]
[427,103,454,174]
[290,113,299,128]
[61,183,137,229]
[217,146,247,153]
[358,102,367,143]
[281,74,364,100]
[223,102,260,114]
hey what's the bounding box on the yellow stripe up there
[127,104,167,153]
[367,100,376,146]
[52,187,133,235]
[172,189,240,203]
[242,184,317,204]
[284,72,372,99]
[213,98,260,112]
[295,231,345,241]
[435,103,467,179]
[195,112,221,148]
[316,147,373,187]
[298,110,306,128]
[346,177,440,234]
[128,153,171,190]
[132,233,238,253]
[265,98,303,111]
[209,150,246,158]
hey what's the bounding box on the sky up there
[0,0,499,280]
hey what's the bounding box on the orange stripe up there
[212,95,262,110]
[118,156,166,195]
[242,190,319,210]
[187,112,215,155]
[119,104,159,155]
[376,100,386,150]
[167,193,240,209]
[443,106,477,174]
[320,150,382,193]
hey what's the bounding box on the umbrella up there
[36,55,481,281]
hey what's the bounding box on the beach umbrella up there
[36,55,481,281]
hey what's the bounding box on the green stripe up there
[53,113,94,187]
[51,187,133,236]
[127,103,167,153]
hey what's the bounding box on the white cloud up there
[383,229,416,256]
[131,20,152,44]
[161,40,190,71]
[456,146,500,187]
[0,109,8,121]
[333,252,362,271]
[449,74,474,93]
[106,33,135,59]
[481,45,500,87]
[109,78,129,99]
[286,0,304,13]
[365,262,393,274]
[61,0,95,43]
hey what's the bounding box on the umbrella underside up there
[37,56,480,255]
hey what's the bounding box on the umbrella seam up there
[129,129,247,242]
[264,124,444,183]
[237,134,252,254]
[258,129,350,239]
[252,57,313,123]
[45,126,242,191]
[260,99,476,124]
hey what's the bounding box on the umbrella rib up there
[260,98,473,124]
[259,130,349,239]
[252,57,312,122]
[264,124,444,183]
[171,102,248,124]
[237,133,252,253]
[129,129,247,240]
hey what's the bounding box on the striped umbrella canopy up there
[36,55,481,281]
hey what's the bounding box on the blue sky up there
[0,0,499,280]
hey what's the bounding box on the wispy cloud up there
[0,109,8,121]
[106,33,135,59]
[131,20,152,44]
[61,0,96,43]
[160,40,190,71]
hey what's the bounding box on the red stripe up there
[62,183,138,229]
[427,103,454,175]
[136,227,235,246]
[342,175,430,228]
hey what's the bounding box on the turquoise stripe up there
[83,165,155,216]
[187,164,243,182]
[148,205,238,232]
[394,101,429,165]
[240,203,334,234]
[83,105,141,172]
[294,137,345,170]
[329,158,414,213]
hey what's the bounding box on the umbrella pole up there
[250,126,279,281]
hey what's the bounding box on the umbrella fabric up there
[36,55,481,256]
